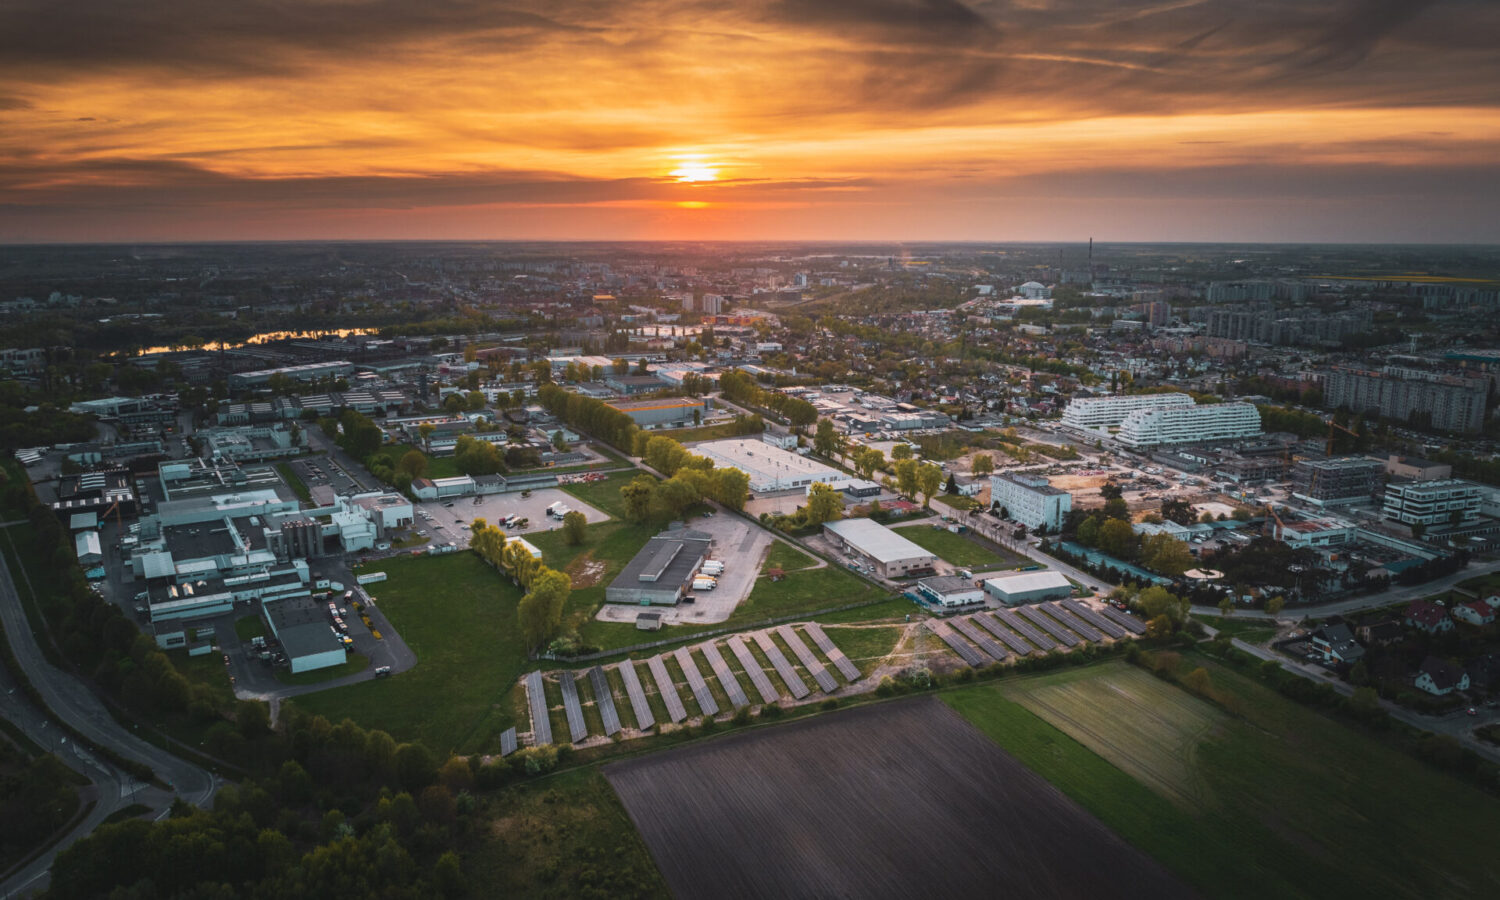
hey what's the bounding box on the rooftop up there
[982,570,1071,593]
[824,518,934,564]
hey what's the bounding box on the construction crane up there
[1263,502,1287,540]
[1326,420,1360,456]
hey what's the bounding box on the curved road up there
[0,544,217,894]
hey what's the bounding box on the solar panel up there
[618,659,656,731]
[647,654,689,722]
[1061,599,1126,639]
[499,727,518,757]
[525,670,553,746]
[727,635,781,704]
[802,623,861,682]
[951,616,1008,661]
[1098,604,1148,635]
[927,620,986,667]
[776,625,838,693]
[973,613,1037,656]
[673,647,720,718]
[1043,602,1103,642]
[753,630,810,699]
[589,665,622,736]
[1017,605,1080,647]
[995,607,1057,652]
[560,669,588,743]
[699,641,749,708]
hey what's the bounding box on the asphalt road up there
[0,541,218,894]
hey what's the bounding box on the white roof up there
[983,571,1071,594]
[823,518,934,564]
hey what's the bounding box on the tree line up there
[718,370,818,427]
[468,520,573,652]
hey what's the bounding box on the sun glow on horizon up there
[669,157,719,183]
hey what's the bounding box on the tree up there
[712,467,750,512]
[656,475,701,518]
[417,422,436,451]
[561,510,587,546]
[1098,518,1135,559]
[945,473,959,495]
[1161,497,1195,526]
[813,419,842,458]
[1103,497,1129,521]
[517,569,570,651]
[1218,595,1235,618]
[1265,595,1285,618]
[1100,481,1124,501]
[397,450,428,480]
[972,453,994,476]
[1137,585,1187,624]
[1077,515,1101,547]
[804,482,845,526]
[551,430,568,451]
[891,443,913,461]
[853,447,885,479]
[1142,533,1192,577]
[916,462,943,508]
[1182,667,1213,696]
[894,458,919,498]
[620,475,656,524]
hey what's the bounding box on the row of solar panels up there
[523,623,867,745]
[928,600,1145,667]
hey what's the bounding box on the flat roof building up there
[694,438,849,493]
[1061,393,1193,430]
[606,397,709,429]
[228,360,353,391]
[265,596,348,674]
[990,474,1071,532]
[1291,457,1382,508]
[823,519,937,579]
[605,528,712,606]
[1116,402,1262,449]
[1383,480,1481,528]
[915,576,984,609]
[982,571,1072,606]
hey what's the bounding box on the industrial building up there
[694,438,849,493]
[822,519,937,579]
[981,571,1072,605]
[606,397,710,429]
[1324,366,1489,434]
[227,360,353,392]
[1271,515,1358,549]
[990,474,1071,532]
[1290,457,1383,508]
[264,596,348,673]
[1060,393,1192,430]
[1115,402,1262,449]
[605,528,712,606]
[1383,480,1482,527]
[915,576,984,609]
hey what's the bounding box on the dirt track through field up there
[605,697,1196,900]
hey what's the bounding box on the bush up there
[731,705,753,726]
[819,698,840,712]
[758,703,783,719]
[874,676,896,697]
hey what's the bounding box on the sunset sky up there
[1,0,1497,243]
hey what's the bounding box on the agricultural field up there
[945,658,1500,899]
[289,552,525,754]
[606,697,1190,900]
[892,522,1022,569]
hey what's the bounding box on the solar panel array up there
[1061,598,1126,638]
[589,665,622,736]
[700,641,749,708]
[1044,602,1104,642]
[728,634,781,704]
[927,620,988,666]
[618,659,656,731]
[1099,604,1148,635]
[974,613,1037,656]
[995,608,1056,651]
[777,625,839,693]
[647,654,690,722]
[499,727,518,757]
[754,630,811,699]
[803,623,861,682]
[1018,604,1080,647]
[674,646,720,718]
[526,670,552,746]
[950,616,1008,661]
[560,669,588,743]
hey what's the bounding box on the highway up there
[0,540,217,895]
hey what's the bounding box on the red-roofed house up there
[1404,600,1454,634]
[1453,600,1497,627]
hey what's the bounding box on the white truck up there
[700,561,725,576]
[546,502,570,520]
[691,577,717,591]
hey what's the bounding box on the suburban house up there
[1355,619,1403,646]
[1414,656,1470,696]
[1404,600,1455,634]
[1310,623,1365,665]
[1452,600,1497,627]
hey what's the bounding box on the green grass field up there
[763,541,816,572]
[288,553,526,754]
[892,523,1017,569]
[274,462,312,503]
[558,470,650,520]
[730,563,885,626]
[1205,617,1280,644]
[822,624,905,677]
[945,658,1500,899]
[233,614,266,642]
[468,767,669,899]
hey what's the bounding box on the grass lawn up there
[288,552,527,754]
[558,470,653,521]
[529,521,655,652]
[275,653,369,686]
[233,614,266,642]
[728,563,885,627]
[944,658,1500,899]
[656,421,755,445]
[932,493,979,511]
[821,624,905,677]
[274,463,311,503]
[1205,617,1279,644]
[763,541,816,572]
[468,767,668,899]
[388,443,463,479]
[892,523,1018,569]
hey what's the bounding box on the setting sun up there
[670,161,719,183]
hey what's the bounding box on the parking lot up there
[287,455,367,497]
[416,488,610,549]
[594,512,770,626]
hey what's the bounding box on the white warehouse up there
[990,474,1072,532]
[694,438,850,493]
[1116,402,1262,449]
[1061,393,1193,430]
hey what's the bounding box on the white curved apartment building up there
[1060,393,1193,430]
[1116,402,1262,449]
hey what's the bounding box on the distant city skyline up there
[1,0,1497,243]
